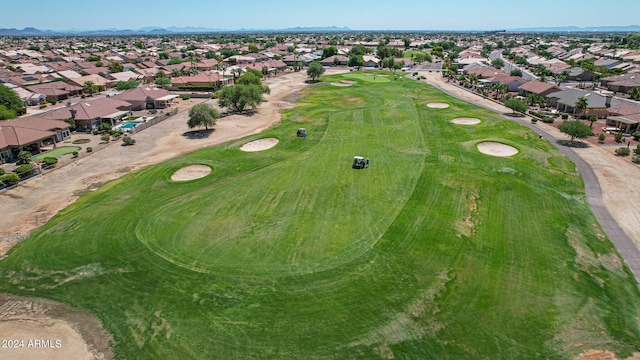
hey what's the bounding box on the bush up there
[72,151,79,158]
[17,151,32,165]
[122,136,136,146]
[633,155,640,164]
[101,135,110,142]
[615,133,623,143]
[0,167,4,176]
[541,116,554,123]
[562,114,569,120]
[181,94,191,100]
[97,122,112,132]
[633,131,640,141]
[42,157,58,166]
[528,110,544,118]
[0,173,20,186]
[598,134,606,143]
[635,144,640,155]
[86,147,93,153]
[39,104,47,109]
[14,163,34,178]
[615,147,631,156]
[149,109,157,114]
[210,92,219,99]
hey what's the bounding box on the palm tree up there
[82,81,98,96]
[574,96,588,116]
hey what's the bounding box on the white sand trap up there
[427,102,450,109]
[452,117,481,125]
[477,142,518,157]
[171,164,212,181]
[341,79,356,83]
[240,137,279,152]
[331,82,352,87]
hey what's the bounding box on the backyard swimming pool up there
[119,121,141,129]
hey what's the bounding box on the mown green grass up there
[1,72,639,359]
[31,146,81,160]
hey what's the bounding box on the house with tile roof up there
[0,116,71,162]
[39,97,132,131]
[545,89,617,118]
[112,86,176,111]
[518,80,561,97]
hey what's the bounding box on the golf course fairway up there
[1,71,639,359]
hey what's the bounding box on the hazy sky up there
[3,0,638,31]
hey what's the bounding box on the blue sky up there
[3,0,638,31]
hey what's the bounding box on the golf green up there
[31,146,81,160]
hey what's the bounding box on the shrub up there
[541,116,554,123]
[181,94,191,100]
[562,114,569,120]
[86,147,93,153]
[72,151,79,158]
[0,173,20,186]
[14,163,34,178]
[210,92,219,99]
[122,136,136,146]
[97,122,112,132]
[528,110,544,118]
[39,104,47,109]
[92,130,100,135]
[615,133,623,143]
[598,134,606,143]
[633,155,640,164]
[50,98,57,105]
[615,147,631,156]
[635,144,640,155]
[42,157,58,166]
[633,131,640,141]
[101,135,110,142]
[149,109,157,114]
[0,167,4,175]
[17,151,32,165]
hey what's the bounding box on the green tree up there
[587,114,598,128]
[115,80,140,91]
[0,84,25,117]
[248,44,259,53]
[0,105,16,120]
[0,173,20,187]
[217,84,265,113]
[322,46,338,59]
[526,93,545,107]
[348,55,364,68]
[155,77,171,87]
[188,103,219,130]
[306,61,325,81]
[349,44,370,56]
[159,52,169,59]
[510,68,523,77]
[108,61,124,73]
[491,58,505,69]
[504,98,528,115]
[156,70,167,78]
[628,87,640,100]
[122,136,136,146]
[558,120,593,143]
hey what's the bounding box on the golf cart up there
[352,156,366,169]
[296,128,307,137]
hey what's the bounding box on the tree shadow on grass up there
[182,129,215,139]
[558,139,591,148]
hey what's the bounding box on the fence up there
[130,108,178,135]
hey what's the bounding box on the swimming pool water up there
[120,121,141,129]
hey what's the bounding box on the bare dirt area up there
[239,138,279,152]
[477,141,518,157]
[421,72,640,253]
[0,294,113,360]
[170,164,212,181]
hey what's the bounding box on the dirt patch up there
[427,102,450,109]
[0,294,113,360]
[575,349,617,360]
[170,164,212,181]
[477,141,518,157]
[331,82,352,87]
[452,117,481,125]
[240,138,279,152]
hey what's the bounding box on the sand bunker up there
[240,138,279,152]
[452,117,481,125]
[427,102,450,109]
[171,164,212,181]
[341,79,356,83]
[477,142,518,157]
[331,82,352,87]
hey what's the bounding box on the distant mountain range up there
[0,26,351,36]
[0,25,638,36]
